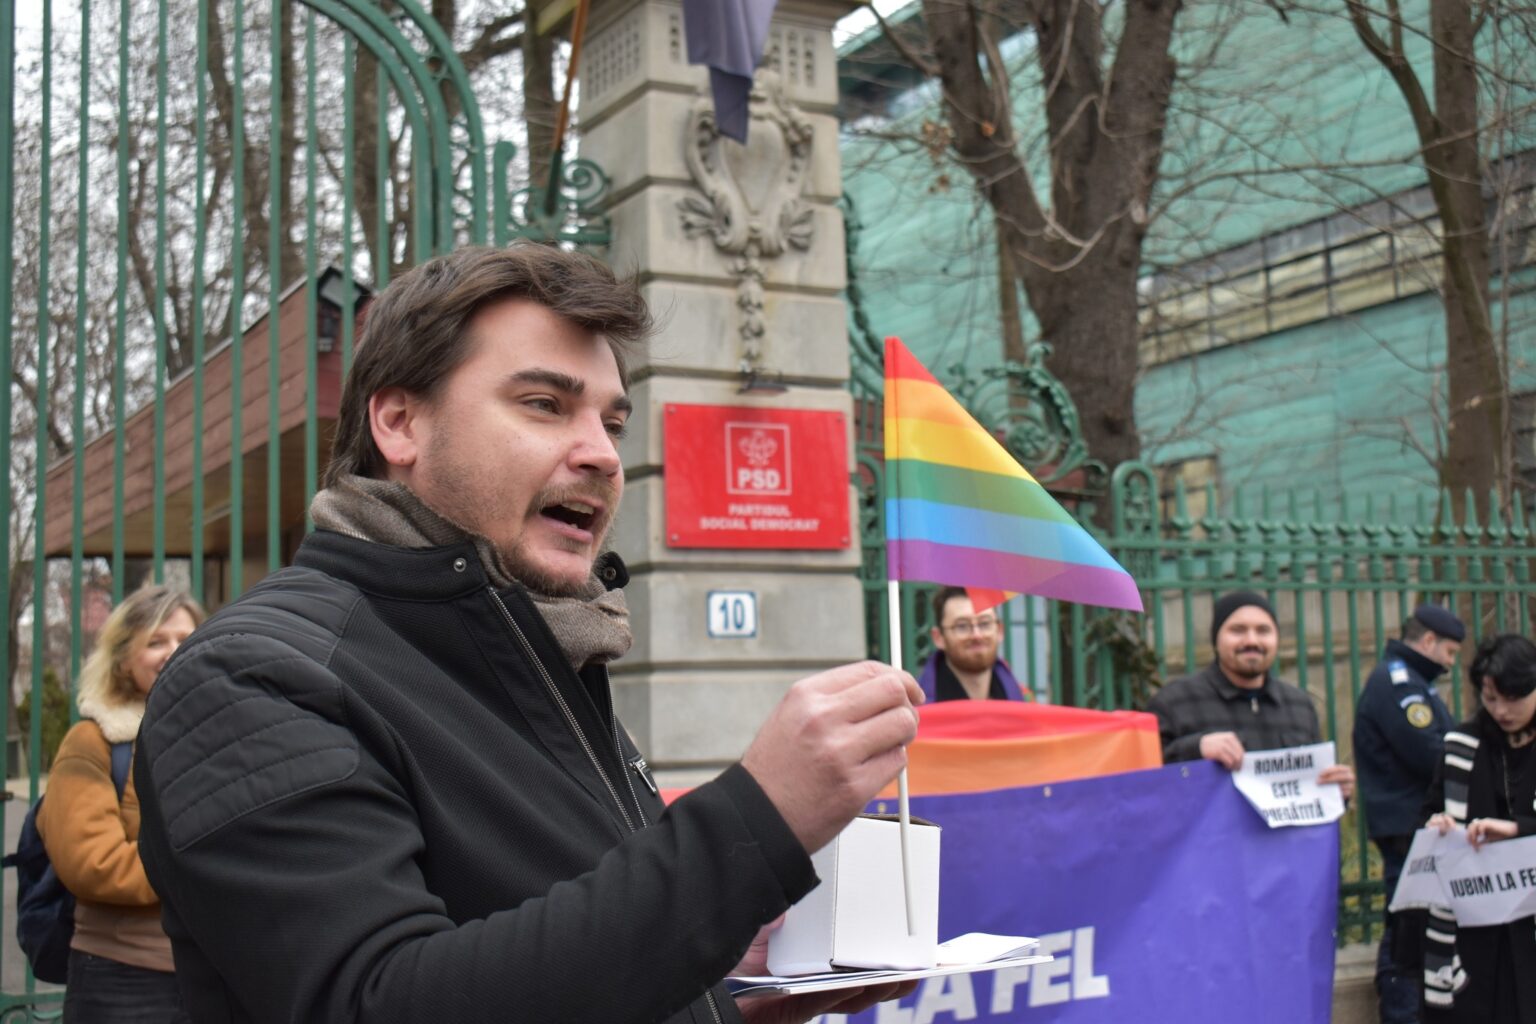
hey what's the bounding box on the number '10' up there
[717,599,748,631]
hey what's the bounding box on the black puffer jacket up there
[135,530,816,1023]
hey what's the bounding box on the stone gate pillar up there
[578,0,863,785]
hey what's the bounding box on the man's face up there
[931,595,1001,674]
[1214,605,1277,681]
[1415,633,1461,670]
[381,299,631,595]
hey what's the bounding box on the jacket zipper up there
[489,588,635,834]
[606,678,651,829]
[497,593,723,1023]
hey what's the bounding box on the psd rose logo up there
[725,423,792,495]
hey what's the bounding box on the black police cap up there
[1412,604,1465,642]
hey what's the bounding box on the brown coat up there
[36,717,173,972]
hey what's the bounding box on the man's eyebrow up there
[507,369,585,394]
[508,369,632,413]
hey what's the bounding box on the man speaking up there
[133,245,921,1023]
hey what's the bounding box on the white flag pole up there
[887,578,916,936]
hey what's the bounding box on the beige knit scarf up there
[310,475,632,672]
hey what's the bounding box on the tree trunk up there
[352,49,385,281]
[920,0,1176,476]
[6,560,29,760]
[1025,245,1144,472]
[996,227,1027,366]
[1347,0,1509,521]
[1429,0,1506,517]
[274,0,303,289]
[523,21,558,187]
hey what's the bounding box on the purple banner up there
[825,761,1338,1023]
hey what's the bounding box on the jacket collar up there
[296,529,497,601]
[1202,660,1279,703]
[918,651,1025,702]
[294,529,629,602]
[77,690,146,744]
[1383,638,1446,683]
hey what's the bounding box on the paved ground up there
[1334,942,1378,1023]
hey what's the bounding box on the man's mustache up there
[532,482,620,514]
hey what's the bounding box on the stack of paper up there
[729,933,1049,997]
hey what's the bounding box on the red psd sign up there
[663,404,851,550]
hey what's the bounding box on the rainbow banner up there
[877,701,1162,799]
[883,336,1143,612]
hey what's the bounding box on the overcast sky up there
[834,0,908,46]
[3,1,907,86]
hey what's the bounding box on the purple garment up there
[680,0,778,142]
[917,651,1027,703]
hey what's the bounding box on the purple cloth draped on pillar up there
[680,0,779,142]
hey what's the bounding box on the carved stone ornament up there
[678,71,815,373]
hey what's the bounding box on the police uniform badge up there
[1406,702,1434,728]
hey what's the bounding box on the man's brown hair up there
[324,243,653,487]
[931,586,970,627]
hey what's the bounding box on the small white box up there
[767,815,941,975]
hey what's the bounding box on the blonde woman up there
[37,585,202,1023]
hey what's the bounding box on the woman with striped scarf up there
[1421,633,1536,1022]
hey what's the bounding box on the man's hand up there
[1317,763,1355,802]
[1467,817,1518,849]
[1198,731,1245,770]
[736,982,919,1024]
[742,662,923,855]
[729,912,919,1024]
[731,917,784,978]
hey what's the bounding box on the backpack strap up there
[108,742,132,802]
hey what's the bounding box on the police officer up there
[1353,604,1464,1024]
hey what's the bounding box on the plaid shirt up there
[1148,662,1323,763]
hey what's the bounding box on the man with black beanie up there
[1148,591,1355,799]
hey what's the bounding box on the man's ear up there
[369,387,425,473]
[930,626,946,653]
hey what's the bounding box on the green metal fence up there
[0,0,620,1013]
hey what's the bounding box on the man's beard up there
[498,527,617,597]
[418,434,619,597]
[1221,648,1271,680]
[946,643,998,675]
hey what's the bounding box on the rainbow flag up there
[883,336,1143,612]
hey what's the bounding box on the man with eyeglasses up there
[918,587,1029,703]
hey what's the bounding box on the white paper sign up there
[1230,741,1346,828]
[1386,828,1445,912]
[1389,827,1536,926]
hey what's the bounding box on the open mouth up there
[541,499,600,533]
